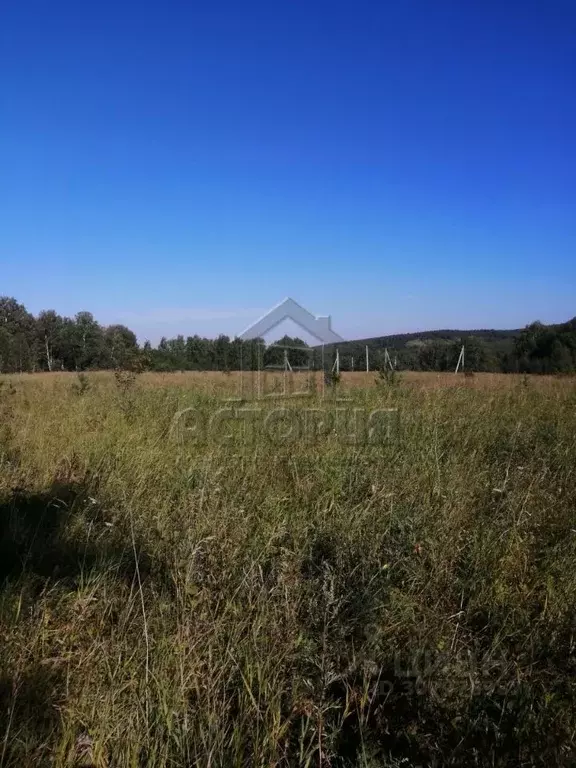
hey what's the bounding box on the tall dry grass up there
[0,372,575,766]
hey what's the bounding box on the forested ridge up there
[1,296,574,373]
[329,320,576,373]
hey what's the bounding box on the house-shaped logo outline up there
[239,297,344,345]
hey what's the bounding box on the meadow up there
[0,371,575,766]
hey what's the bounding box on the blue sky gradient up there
[1,0,575,341]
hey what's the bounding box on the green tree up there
[105,324,139,368]
[514,319,576,374]
[418,342,450,371]
[462,336,488,372]
[214,334,231,371]
[68,312,106,370]
[264,336,309,368]
[36,310,65,371]
[167,335,187,370]
[0,297,36,372]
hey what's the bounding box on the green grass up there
[1,373,576,766]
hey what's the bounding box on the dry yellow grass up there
[5,369,574,394]
[0,370,575,766]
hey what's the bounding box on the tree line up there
[0,297,312,373]
[327,321,576,374]
[403,320,576,373]
[0,297,574,374]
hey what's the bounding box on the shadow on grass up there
[317,669,575,767]
[0,666,63,768]
[0,483,166,590]
[0,483,168,767]
[288,528,576,766]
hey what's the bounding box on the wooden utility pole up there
[384,348,394,371]
[455,345,465,374]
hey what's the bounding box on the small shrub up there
[114,369,137,394]
[324,370,341,388]
[0,380,17,397]
[376,366,401,388]
[114,369,139,421]
[72,372,90,396]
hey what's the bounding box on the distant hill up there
[319,319,576,373]
[337,327,521,350]
[319,327,520,371]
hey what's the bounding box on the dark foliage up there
[1,295,574,374]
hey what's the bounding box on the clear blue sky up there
[1,0,575,342]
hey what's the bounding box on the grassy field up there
[1,371,575,766]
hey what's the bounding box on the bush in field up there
[72,372,91,396]
[375,366,402,388]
